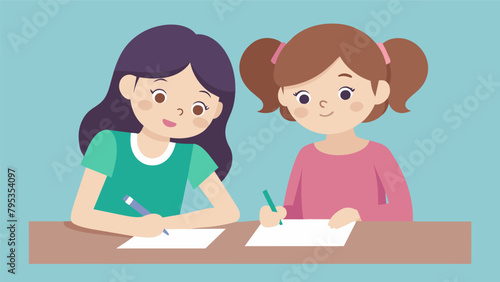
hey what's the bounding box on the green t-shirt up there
[80,130,218,217]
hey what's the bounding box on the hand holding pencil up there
[260,206,287,227]
[123,195,169,237]
[259,190,287,227]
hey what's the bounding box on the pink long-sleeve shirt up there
[283,141,413,221]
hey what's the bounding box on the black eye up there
[294,90,311,104]
[338,86,355,100]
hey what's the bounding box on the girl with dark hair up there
[71,25,239,237]
[240,24,428,228]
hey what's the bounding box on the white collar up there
[130,133,176,166]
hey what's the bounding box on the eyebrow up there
[199,90,211,98]
[338,73,352,78]
[154,78,167,83]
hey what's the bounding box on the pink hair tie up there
[271,42,286,64]
[377,42,391,64]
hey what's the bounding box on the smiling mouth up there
[162,119,177,127]
[320,111,334,117]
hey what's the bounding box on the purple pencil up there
[123,195,169,235]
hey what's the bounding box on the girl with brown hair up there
[240,24,428,228]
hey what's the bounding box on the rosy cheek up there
[293,107,308,118]
[138,100,153,111]
[193,117,209,128]
[350,102,363,112]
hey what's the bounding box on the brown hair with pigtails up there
[239,24,428,122]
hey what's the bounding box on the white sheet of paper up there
[117,229,225,249]
[245,219,356,247]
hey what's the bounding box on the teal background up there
[1,0,498,281]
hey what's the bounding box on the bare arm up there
[71,168,165,237]
[162,172,240,229]
[72,169,239,235]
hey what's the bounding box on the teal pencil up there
[263,189,283,225]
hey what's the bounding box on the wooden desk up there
[29,221,471,264]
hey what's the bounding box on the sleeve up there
[80,130,117,177]
[283,147,306,219]
[187,144,218,188]
[358,145,413,221]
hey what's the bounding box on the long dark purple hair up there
[79,25,235,180]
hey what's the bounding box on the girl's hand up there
[260,206,287,227]
[136,214,166,237]
[328,208,361,228]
